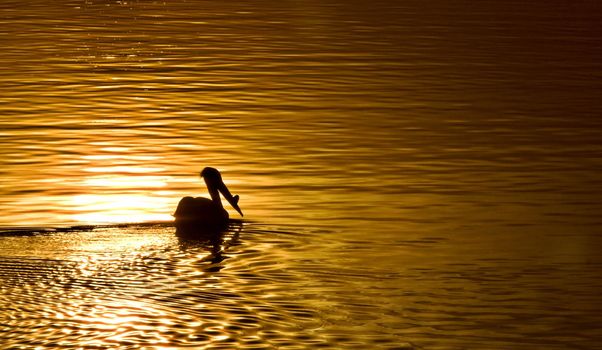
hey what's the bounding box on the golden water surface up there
[1,0,602,348]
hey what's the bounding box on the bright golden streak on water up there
[83,175,168,188]
[83,155,158,161]
[84,166,165,173]
[66,157,174,223]
[69,194,172,223]
[72,300,162,344]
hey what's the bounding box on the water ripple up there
[0,223,601,348]
[1,0,602,348]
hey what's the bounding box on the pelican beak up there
[219,181,244,217]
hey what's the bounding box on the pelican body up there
[174,167,243,232]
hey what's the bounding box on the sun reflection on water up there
[69,194,172,223]
[66,153,175,223]
[83,175,169,188]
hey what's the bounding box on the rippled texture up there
[1,0,602,348]
[1,223,601,349]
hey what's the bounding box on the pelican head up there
[174,167,243,232]
[200,167,243,217]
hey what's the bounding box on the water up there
[1,0,602,348]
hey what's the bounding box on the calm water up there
[1,0,602,348]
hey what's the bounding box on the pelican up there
[174,167,243,231]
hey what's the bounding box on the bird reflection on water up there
[176,220,243,267]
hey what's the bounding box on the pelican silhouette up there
[174,167,243,231]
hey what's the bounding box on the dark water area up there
[1,0,602,348]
